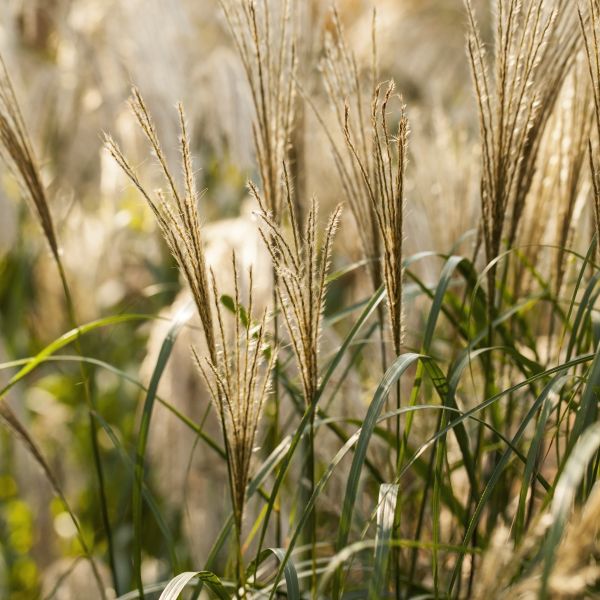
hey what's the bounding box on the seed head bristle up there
[255,178,342,404]
[317,7,382,290]
[0,56,59,261]
[220,0,297,221]
[465,0,579,305]
[104,91,216,360]
[192,255,277,525]
[344,81,408,356]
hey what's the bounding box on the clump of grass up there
[106,90,280,598]
[7,1,600,598]
[105,92,222,598]
[251,170,342,589]
[220,3,299,541]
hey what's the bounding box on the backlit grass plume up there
[509,58,593,301]
[552,59,593,294]
[251,171,342,406]
[318,6,381,290]
[105,91,222,598]
[344,81,408,357]
[192,256,276,556]
[220,0,297,219]
[0,56,59,262]
[465,0,579,307]
[104,90,217,361]
[106,87,281,596]
[252,171,341,589]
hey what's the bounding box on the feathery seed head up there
[104,91,216,360]
[252,173,342,404]
[0,56,59,261]
[192,253,277,524]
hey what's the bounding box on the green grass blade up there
[564,240,597,359]
[332,353,423,600]
[540,422,600,599]
[266,402,489,600]
[567,338,600,455]
[91,411,179,571]
[248,548,300,599]
[514,376,570,543]
[446,373,574,594]
[133,302,194,598]
[368,484,399,600]
[157,571,229,600]
[0,402,107,599]
[190,435,294,600]
[0,313,152,397]
[253,284,386,570]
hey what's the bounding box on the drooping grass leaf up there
[253,284,386,570]
[247,548,300,600]
[157,570,229,600]
[332,353,423,599]
[368,484,399,600]
[132,301,194,598]
[1,313,152,397]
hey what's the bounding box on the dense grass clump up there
[1,1,600,599]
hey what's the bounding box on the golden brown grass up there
[465,0,579,304]
[104,91,217,362]
[343,81,408,356]
[220,0,297,220]
[251,171,342,406]
[192,255,276,557]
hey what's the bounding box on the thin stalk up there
[271,275,282,549]
[234,502,247,599]
[298,402,317,597]
[406,426,438,596]
[308,408,317,596]
[393,376,403,600]
[57,255,118,596]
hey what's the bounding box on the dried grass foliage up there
[476,485,600,599]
